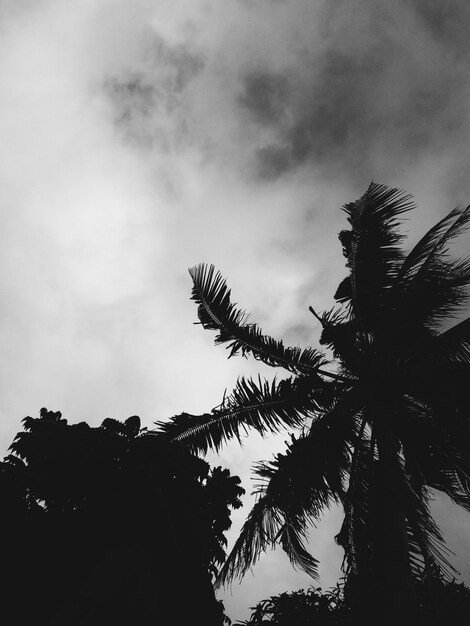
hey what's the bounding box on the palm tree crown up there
[158,183,470,613]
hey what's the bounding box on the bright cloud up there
[1,0,470,620]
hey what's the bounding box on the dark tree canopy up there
[234,585,346,626]
[159,183,470,625]
[235,579,470,626]
[1,408,244,625]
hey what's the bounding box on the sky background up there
[2,0,470,621]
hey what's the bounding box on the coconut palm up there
[158,182,470,623]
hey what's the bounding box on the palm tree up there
[158,183,470,624]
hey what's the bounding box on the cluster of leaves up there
[234,585,346,626]
[1,408,244,625]
[234,579,470,626]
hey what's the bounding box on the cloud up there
[1,0,470,621]
[232,1,470,186]
[97,0,470,210]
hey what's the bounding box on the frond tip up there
[189,263,328,375]
[215,494,319,588]
[277,522,319,579]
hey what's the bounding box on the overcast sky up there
[2,0,470,620]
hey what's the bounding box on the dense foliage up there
[235,579,470,626]
[159,183,470,624]
[235,585,346,626]
[1,408,244,625]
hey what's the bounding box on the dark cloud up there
[412,1,470,47]
[99,0,470,194]
[105,76,157,147]
[105,35,203,149]
[238,71,289,126]
[244,50,381,180]
[255,144,291,179]
[252,60,458,181]
[237,0,470,183]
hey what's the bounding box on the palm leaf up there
[397,256,470,336]
[427,464,470,512]
[393,206,470,339]
[276,522,319,578]
[216,494,287,586]
[316,307,362,373]
[400,396,470,513]
[215,393,360,584]
[156,375,319,454]
[430,315,470,364]
[189,264,327,375]
[336,182,414,332]
[255,432,347,516]
[373,415,457,581]
[398,468,456,580]
[217,413,355,586]
[398,205,466,281]
[336,436,374,577]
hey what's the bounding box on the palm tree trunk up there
[371,426,418,626]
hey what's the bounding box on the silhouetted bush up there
[1,408,244,625]
[234,579,470,626]
[234,585,346,625]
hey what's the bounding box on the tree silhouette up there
[159,183,470,624]
[235,579,470,626]
[234,585,346,626]
[2,408,244,625]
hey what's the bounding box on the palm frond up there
[431,315,470,364]
[217,416,355,587]
[156,375,319,454]
[336,436,374,577]
[400,473,456,580]
[392,205,470,340]
[405,343,469,394]
[256,390,363,505]
[316,307,362,372]
[401,397,470,513]
[398,256,470,335]
[242,394,360,580]
[255,431,347,516]
[189,264,328,375]
[427,465,470,512]
[398,205,467,281]
[340,440,455,582]
[276,522,319,578]
[216,494,285,586]
[336,182,414,331]
[372,423,457,582]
